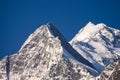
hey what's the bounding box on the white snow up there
[71,22,105,42]
[70,22,120,74]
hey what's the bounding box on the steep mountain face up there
[97,59,120,80]
[70,22,120,73]
[0,56,8,79]
[0,23,97,80]
[0,22,120,80]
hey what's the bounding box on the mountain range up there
[0,22,120,80]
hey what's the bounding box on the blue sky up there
[0,0,120,59]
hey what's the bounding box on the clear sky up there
[0,0,120,59]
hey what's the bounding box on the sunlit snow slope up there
[70,22,120,73]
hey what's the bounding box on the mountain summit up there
[0,23,97,80]
[70,22,106,42]
[70,22,120,72]
[0,22,120,80]
[20,22,94,68]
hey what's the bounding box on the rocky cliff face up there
[0,56,8,80]
[98,59,120,80]
[0,23,97,80]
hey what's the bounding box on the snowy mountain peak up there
[0,22,98,80]
[39,22,57,37]
[96,23,106,27]
[84,21,95,28]
[70,22,120,73]
[19,23,63,51]
[71,22,108,42]
[19,22,95,69]
[85,22,106,29]
[0,22,120,80]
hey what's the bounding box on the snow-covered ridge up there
[70,22,120,74]
[70,22,107,42]
[0,22,120,80]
